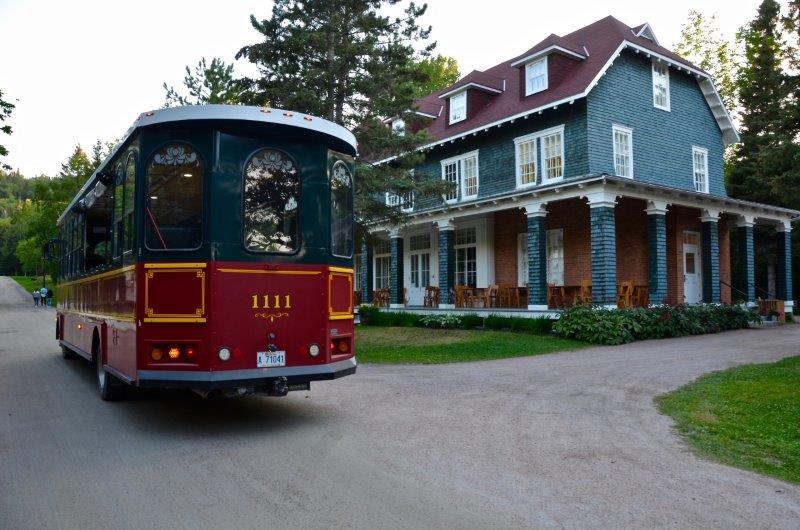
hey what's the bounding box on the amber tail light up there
[331,337,351,354]
[149,343,199,362]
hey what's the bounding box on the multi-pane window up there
[409,233,432,288]
[546,228,564,285]
[409,233,431,251]
[374,241,391,290]
[330,160,354,257]
[112,163,124,259]
[455,227,477,288]
[386,191,414,212]
[612,125,633,178]
[542,130,563,182]
[391,118,405,136]
[354,255,361,291]
[441,151,479,202]
[525,58,548,95]
[449,91,466,124]
[515,138,537,186]
[652,60,670,110]
[692,147,709,193]
[123,154,136,253]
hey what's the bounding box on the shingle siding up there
[586,51,726,196]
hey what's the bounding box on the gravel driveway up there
[0,275,798,529]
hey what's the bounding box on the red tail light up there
[148,343,199,363]
[331,337,351,355]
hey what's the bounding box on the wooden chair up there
[575,280,592,306]
[633,285,649,307]
[616,281,634,308]
[466,287,484,308]
[483,284,499,308]
[423,286,440,308]
[354,290,362,306]
[374,288,390,308]
[454,285,467,308]
[547,284,566,308]
[496,283,513,308]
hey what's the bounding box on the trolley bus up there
[52,105,357,400]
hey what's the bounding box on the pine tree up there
[727,0,788,205]
[0,88,15,171]
[163,58,243,107]
[236,0,450,230]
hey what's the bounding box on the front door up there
[683,231,701,304]
[407,233,432,305]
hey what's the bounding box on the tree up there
[236,0,450,231]
[0,89,15,171]
[163,57,244,107]
[675,11,738,114]
[411,54,460,98]
[15,235,41,276]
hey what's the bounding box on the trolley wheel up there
[61,345,76,360]
[96,351,123,401]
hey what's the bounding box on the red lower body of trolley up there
[56,261,356,397]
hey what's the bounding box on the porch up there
[358,176,796,314]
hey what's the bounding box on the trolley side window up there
[124,154,136,253]
[112,163,124,259]
[243,148,300,253]
[330,160,353,258]
[145,143,204,250]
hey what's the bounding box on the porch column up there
[700,209,721,303]
[588,193,617,307]
[645,200,668,305]
[389,229,404,308]
[776,221,793,306]
[735,215,756,303]
[360,240,373,304]
[522,202,547,309]
[437,219,455,308]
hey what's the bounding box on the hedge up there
[358,306,553,335]
[553,304,759,345]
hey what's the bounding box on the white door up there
[683,231,702,304]
[407,233,432,305]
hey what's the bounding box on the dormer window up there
[525,58,548,95]
[449,91,466,124]
[652,59,670,111]
[391,118,405,136]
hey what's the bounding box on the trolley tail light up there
[149,343,200,363]
[331,337,351,355]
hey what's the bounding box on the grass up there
[656,356,800,484]
[355,326,585,364]
[11,275,57,306]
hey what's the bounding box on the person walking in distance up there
[40,286,48,307]
[46,288,54,307]
[32,290,40,307]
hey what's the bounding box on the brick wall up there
[615,197,649,286]
[719,216,732,304]
[493,209,526,285]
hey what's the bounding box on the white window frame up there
[612,124,633,179]
[525,57,548,96]
[449,91,467,124]
[513,125,565,188]
[652,59,670,111]
[546,228,564,286]
[692,146,709,194]
[385,191,414,213]
[373,242,391,291]
[517,233,528,287]
[454,227,478,288]
[540,125,565,184]
[440,150,480,203]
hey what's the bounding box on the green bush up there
[510,316,553,335]
[484,315,512,330]
[419,313,463,328]
[460,314,484,329]
[554,304,758,345]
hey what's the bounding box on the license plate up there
[256,351,286,368]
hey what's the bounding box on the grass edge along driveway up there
[355,326,585,364]
[656,355,800,485]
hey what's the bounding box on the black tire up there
[94,338,123,401]
[61,345,76,360]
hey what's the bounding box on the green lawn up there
[656,356,800,484]
[355,326,585,364]
[11,275,57,306]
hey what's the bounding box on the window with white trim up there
[385,191,414,212]
[409,234,431,289]
[391,118,405,136]
[354,255,362,291]
[546,228,564,285]
[652,60,670,110]
[541,129,564,182]
[514,136,537,186]
[374,240,391,290]
[449,91,466,124]
[612,125,633,178]
[455,227,477,288]
[525,58,548,95]
[440,151,479,203]
[692,146,709,193]
[514,125,565,187]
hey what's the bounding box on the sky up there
[0,0,762,177]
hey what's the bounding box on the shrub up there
[510,316,554,335]
[419,313,462,328]
[460,314,484,329]
[484,315,512,330]
[554,304,758,345]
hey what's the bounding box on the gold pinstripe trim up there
[217,268,322,276]
[58,309,135,323]
[328,266,354,274]
[329,314,354,321]
[144,262,207,269]
[143,317,207,323]
[57,265,136,288]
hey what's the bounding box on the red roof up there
[413,16,724,145]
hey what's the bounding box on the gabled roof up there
[411,16,738,151]
[438,70,506,98]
